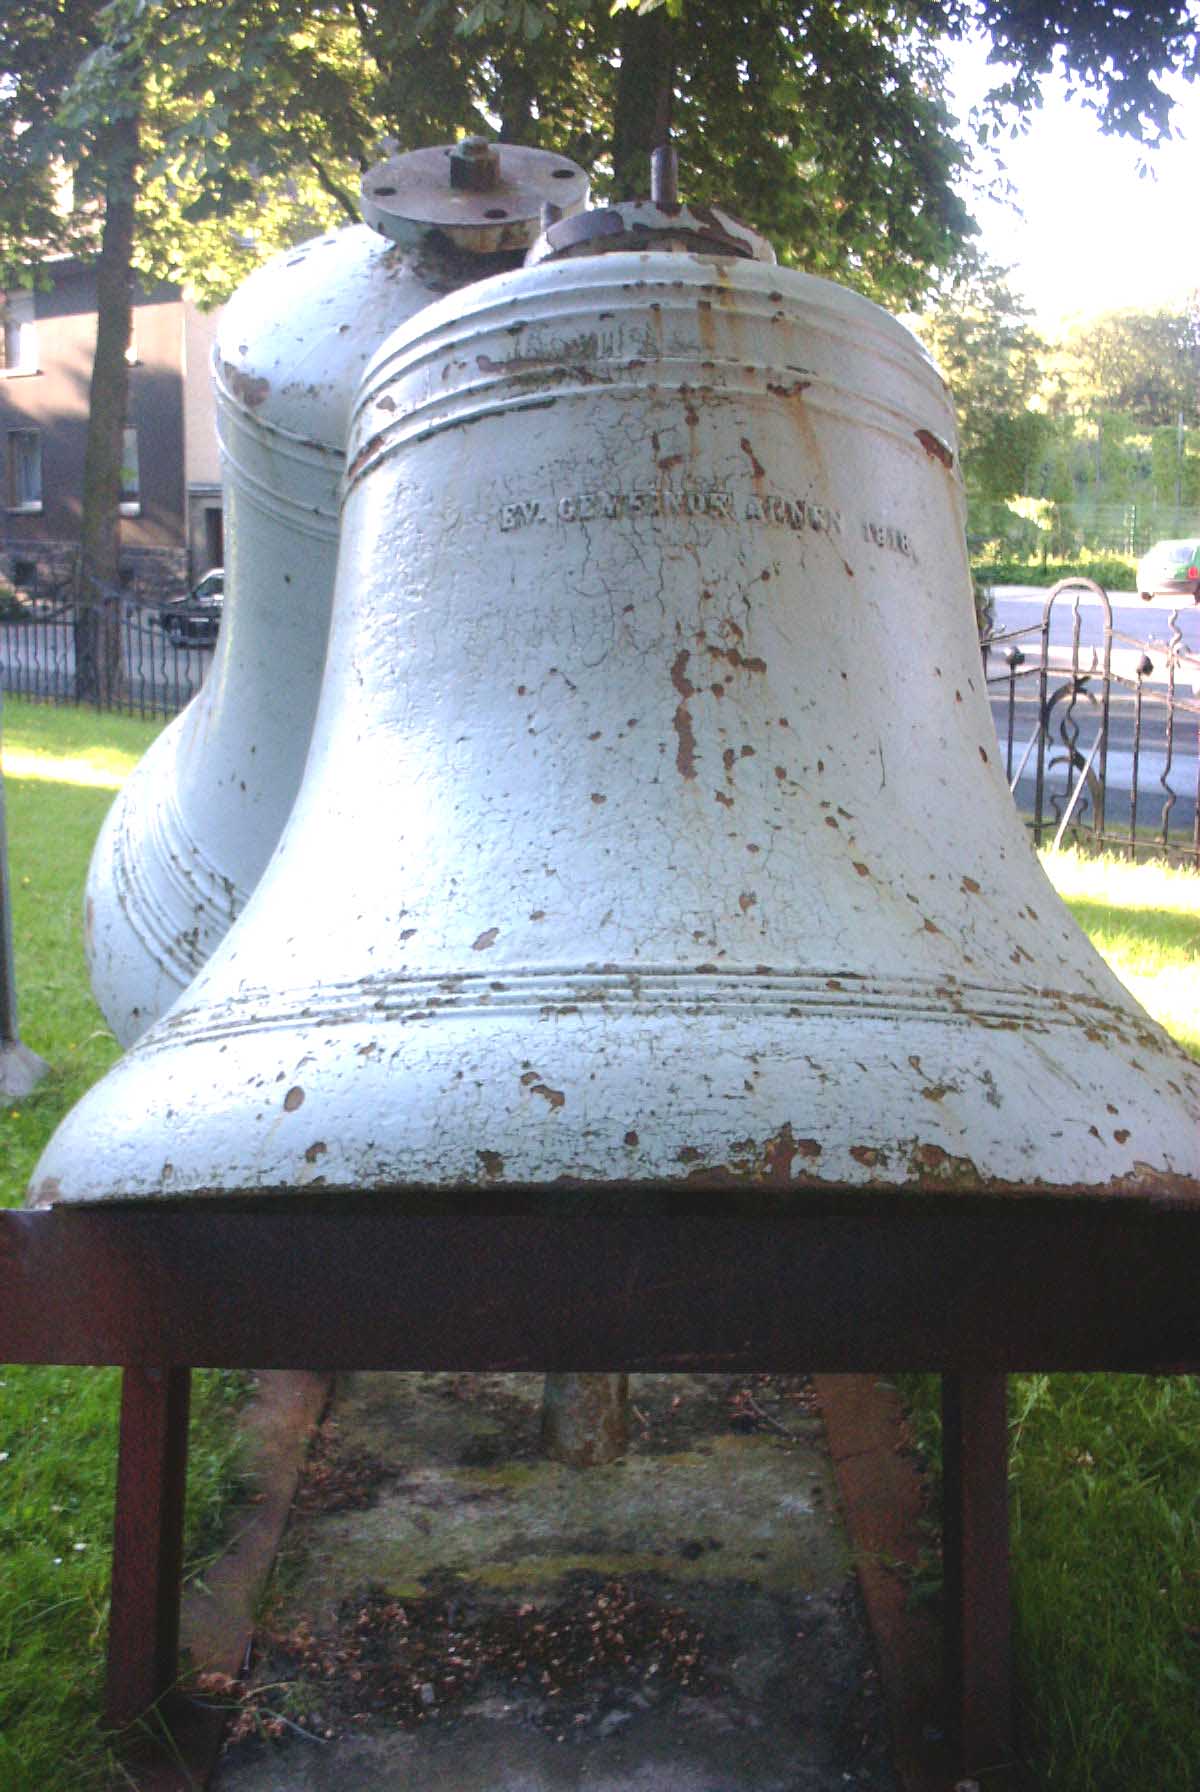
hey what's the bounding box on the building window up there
[0,291,37,376]
[119,426,140,516]
[8,430,42,511]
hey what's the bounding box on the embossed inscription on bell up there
[34,246,1200,1202]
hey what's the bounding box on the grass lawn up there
[1,696,249,1792]
[1,697,1198,1790]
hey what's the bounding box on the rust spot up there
[915,427,954,468]
[766,379,812,400]
[477,1149,505,1177]
[738,892,757,913]
[961,876,981,895]
[922,918,942,935]
[346,431,388,481]
[825,816,840,829]
[283,1086,305,1113]
[472,928,500,951]
[304,1140,327,1163]
[826,978,843,990]
[677,1146,703,1164]
[763,1124,804,1184]
[224,364,270,408]
[739,436,766,478]
[852,862,870,878]
[1114,1129,1131,1144]
[591,792,607,805]
[530,1083,565,1109]
[795,1138,822,1159]
[706,643,767,675]
[671,649,697,780]
[530,909,546,921]
[723,747,736,772]
[714,790,734,807]
[919,1085,952,1104]
[624,1130,639,1148]
[850,1145,881,1167]
[978,745,989,763]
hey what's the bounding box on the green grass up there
[1044,846,1200,1057]
[900,846,1200,1792]
[1,696,250,1791]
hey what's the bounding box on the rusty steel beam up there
[106,1366,191,1729]
[2,1204,1199,1373]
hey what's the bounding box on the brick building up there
[0,262,222,602]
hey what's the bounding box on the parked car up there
[159,568,224,645]
[1135,540,1200,603]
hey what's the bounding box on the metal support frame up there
[3,1196,1199,1777]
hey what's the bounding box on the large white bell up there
[85,142,588,1045]
[35,200,1200,1205]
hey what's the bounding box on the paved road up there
[989,583,1200,678]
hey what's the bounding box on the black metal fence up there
[6,578,1199,865]
[0,593,212,719]
[982,577,1200,863]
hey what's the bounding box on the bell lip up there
[28,1169,1200,1213]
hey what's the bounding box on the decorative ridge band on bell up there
[35,245,1200,1205]
[346,257,951,489]
[83,142,589,1047]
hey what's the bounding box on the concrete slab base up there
[210,1372,898,1791]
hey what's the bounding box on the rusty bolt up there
[450,135,500,193]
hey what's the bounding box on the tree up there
[913,257,1049,494]
[7,0,1200,704]
[0,1,143,702]
[1053,309,1200,430]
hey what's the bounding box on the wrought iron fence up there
[982,577,1200,863]
[6,577,1198,864]
[0,592,212,719]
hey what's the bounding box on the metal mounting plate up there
[362,144,589,254]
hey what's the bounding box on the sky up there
[943,33,1200,334]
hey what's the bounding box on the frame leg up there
[105,1365,192,1729]
[942,1372,1012,1775]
